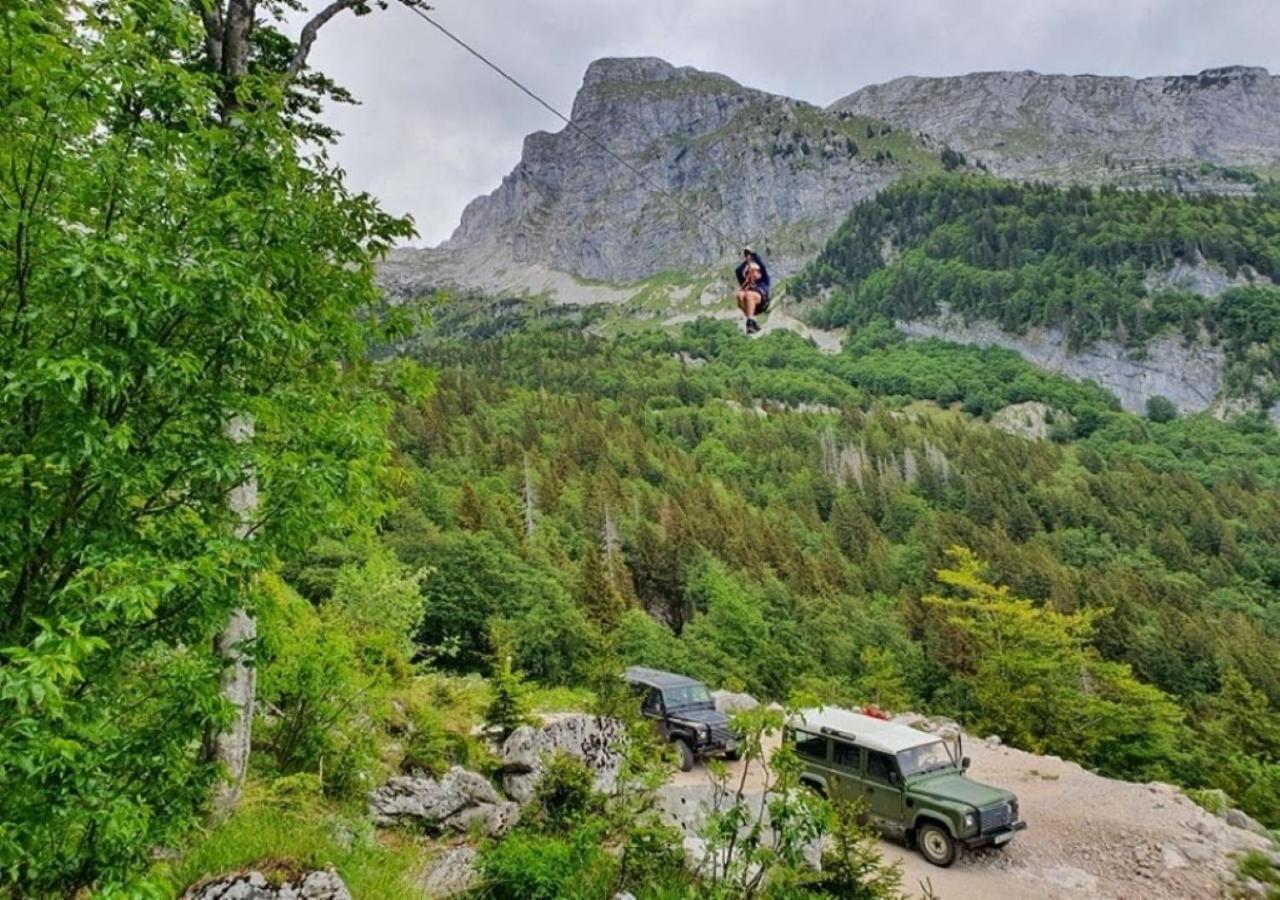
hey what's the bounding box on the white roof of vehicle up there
[792,707,939,755]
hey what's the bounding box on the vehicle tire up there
[800,779,826,799]
[917,822,958,868]
[674,738,696,772]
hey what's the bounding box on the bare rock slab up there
[368,766,519,837]
[183,870,350,900]
[501,714,626,803]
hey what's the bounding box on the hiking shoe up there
[746,318,760,334]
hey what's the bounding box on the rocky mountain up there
[385,60,1279,299]
[383,57,939,298]
[832,66,1280,186]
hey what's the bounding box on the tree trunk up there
[211,414,258,816]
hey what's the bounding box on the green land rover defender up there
[789,708,1026,867]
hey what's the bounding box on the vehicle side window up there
[866,750,898,783]
[642,689,663,714]
[793,731,828,761]
[833,741,859,770]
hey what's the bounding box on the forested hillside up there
[364,319,1280,827]
[796,177,1280,404]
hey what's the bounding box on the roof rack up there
[818,725,858,743]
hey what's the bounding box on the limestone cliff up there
[831,66,1280,186]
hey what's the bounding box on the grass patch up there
[158,781,425,899]
[529,684,596,714]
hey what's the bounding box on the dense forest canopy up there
[367,319,1280,830]
[795,176,1280,404]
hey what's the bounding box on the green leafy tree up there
[1145,395,1178,423]
[922,547,1183,778]
[0,0,410,891]
[817,799,905,899]
[486,635,534,741]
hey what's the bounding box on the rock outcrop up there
[367,767,520,837]
[182,870,350,900]
[897,307,1225,416]
[385,59,1280,299]
[832,66,1280,186]
[711,690,759,714]
[418,847,479,898]
[501,714,626,803]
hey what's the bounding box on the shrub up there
[530,752,601,832]
[1145,395,1178,423]
[477,828,616,900]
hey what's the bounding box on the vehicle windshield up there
[663,684,712,709]
[896,740,958,776]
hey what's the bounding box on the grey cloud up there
[298,0,1279,245]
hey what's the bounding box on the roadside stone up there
[984,735,1003,749]
[183,870,351,900]
[712,690,759,714]
[418,847,478,898]
[368,767,514,835]
[1224,807,1267,835]
[501,715,626,803]
[1178,842,1216,864]
[891,713,928,730]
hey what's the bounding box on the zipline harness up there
[402,2,753,256]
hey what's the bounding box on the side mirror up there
[962,756,971,770]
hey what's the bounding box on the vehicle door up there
[642,688,669,740]
[830,739,864,803]
[792,730,832,790]
[863,749,906,826]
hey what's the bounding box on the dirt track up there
[669,730,1269,899]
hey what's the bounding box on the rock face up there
[367,767,520,837]
[385,59,1280,298]
[711,690,759,714]
[418,847,479,898]
[387,57,922,294]
[833,66,1280,184]
[897,307,1225,416]
[501,715,626,803]
[182,870,350,900]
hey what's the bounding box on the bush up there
[477,828,616,900]
[530,752,602,832]
[1145,395,1178,423]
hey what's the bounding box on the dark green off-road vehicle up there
[789,708,1025,867]
[622,667,741,772]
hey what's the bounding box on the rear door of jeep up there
[863,748,906,830]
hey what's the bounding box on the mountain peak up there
[581,56,678,86]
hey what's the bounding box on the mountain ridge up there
[831,64,1280,182]
[387,57,1279,302]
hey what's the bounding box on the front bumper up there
[961,820,1026,849]
[697,736,739,756]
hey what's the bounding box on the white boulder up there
[501,715,626,803]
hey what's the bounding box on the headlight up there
[963,813,977,831]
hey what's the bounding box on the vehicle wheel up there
[800,779,826,799]
[674,738,696,772]
[917,822,958,868]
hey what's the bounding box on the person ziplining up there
[733,247,771,334]
[407,3,773,338]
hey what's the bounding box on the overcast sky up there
[301,0,1280,247]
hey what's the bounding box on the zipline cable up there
[403,2,742,251]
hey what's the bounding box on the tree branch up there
[190,0,225,73]
[287,0,361,77]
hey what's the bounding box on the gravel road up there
[668,729,1270,899]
